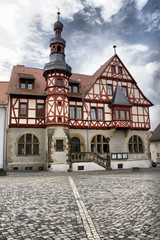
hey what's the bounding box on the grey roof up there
[110,81,132,107]
[50,36,66,46]
[54,20,63,30]
[150,124,160,142]
[44,53,71,73]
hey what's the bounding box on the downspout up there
[82,75,95,153]
[3,104,7,171]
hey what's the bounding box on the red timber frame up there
[9,95,46,128]
[44,69,71,127]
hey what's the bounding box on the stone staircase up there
[70,152,111,170]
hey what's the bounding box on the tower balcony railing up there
[111,119,132,128]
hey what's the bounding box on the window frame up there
[19,103,27,117]
[20,78,34,90]
[69,84,79,93]
[118,66,122,74]
[107,84,113,96]
[69,106,83,120]
[18,134,39,156]
[112,65,115,73]
[36,104,45,118]
[56,140,63,151]
[122,86,128,97]
[57,78,63,86]
[128,135,143,153]
[91,135,110,154]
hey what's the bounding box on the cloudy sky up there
[0,0,159,130]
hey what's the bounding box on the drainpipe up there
[2,104,7,171]
[82,75,95,153]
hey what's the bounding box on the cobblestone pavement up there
[0,170,160,240]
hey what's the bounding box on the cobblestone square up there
[0,170,160,240]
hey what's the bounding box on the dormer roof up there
[110,81,132,107]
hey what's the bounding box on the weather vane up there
[113,45,117,55]
[56,7,60,21]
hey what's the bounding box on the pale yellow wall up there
[150,142,160,162]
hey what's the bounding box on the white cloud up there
[135,0,148,11]
[146,61,160,75]
[85,0,123,22]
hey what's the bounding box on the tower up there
[43,12,72,171]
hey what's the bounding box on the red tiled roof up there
[8,65,92,96]
[8,65,46,96]
[0,81,9,104]
[150,124,160,142]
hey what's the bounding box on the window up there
[119,67,122,74]
[122,86,127,97]
[70,106,82,120]
[70,106,75,119]
[98,108,103,120]
[91,135,110,154]
[57,79,62,86]
[157,153,160,160]
[58,117,61,122]
[37,104,44,118]
[56,140,63,151]
[28,80,33,90]
[69,84,79,93]
[91,108,96,120]
[114,109,130,120]
[112,66,115,73]
[107,85,112,96]
[20,79,34,90]
[20,103,27,117]
[120,110,125,120]
[18,134,39,155]
[20,80,26,89]
[57,45,61,52]
[128,135,143,153]
[58,102,61,106]
[71,137,80,152]
[69,85,72,93]
[77,107,82,119]
[73,86,78,93]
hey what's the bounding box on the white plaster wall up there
[111,159,151,169]
[50,163,69,171]
[0,108,5,168]
[72,162,105,171]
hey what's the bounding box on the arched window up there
[18,134,39,155]
[91,135,110,154]
[128,135,143,153]
[71,137,80,152]
[57,45,61,52]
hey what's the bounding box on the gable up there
[84,54,153,106]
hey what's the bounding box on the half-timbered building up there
[7,13,153,171]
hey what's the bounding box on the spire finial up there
[113,45,117,55]
[56,7,60,21]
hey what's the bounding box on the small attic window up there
[19,77,34,90]
[112,66,115,73]
[119,67,122,74]
[69,84,79,93]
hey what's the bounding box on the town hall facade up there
[6,13,153,171]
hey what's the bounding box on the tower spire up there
[57,11,60,21]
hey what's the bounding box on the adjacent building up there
[6,13,153,171]
[0,82,9,171]
[150,124,160,164]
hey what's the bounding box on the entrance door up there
[71,137,80,152]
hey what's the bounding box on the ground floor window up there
[91,135,110,154]
[128,135,143,153]
[56,140,63,151]
[18,134,39,155]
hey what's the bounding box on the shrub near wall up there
[0,168,6,176]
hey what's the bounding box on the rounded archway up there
[71,137,80,153]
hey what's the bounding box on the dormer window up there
[19,76,34,90]
[69,84,79,93]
